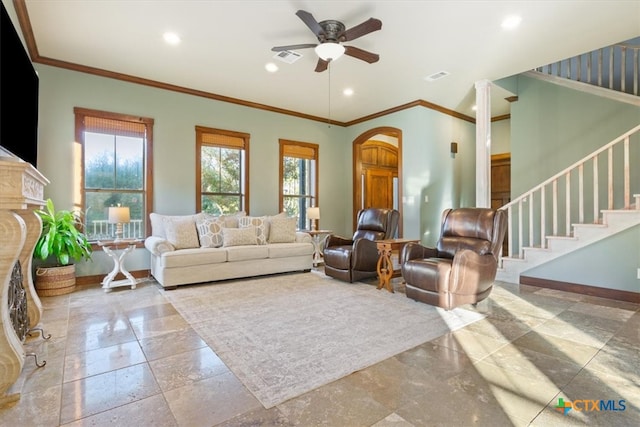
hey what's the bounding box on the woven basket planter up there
[35,264,76,296]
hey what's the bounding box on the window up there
[75,107,153,241]
[196,126,249,214]
[279,139,319,230]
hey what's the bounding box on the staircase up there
[496,125,640,284]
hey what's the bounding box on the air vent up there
[274,50,303,64]
[424,71,450,82]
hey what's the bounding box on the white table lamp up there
[307,207,320,231]
[108,206,130,241]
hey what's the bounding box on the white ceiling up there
[15,0,640,123]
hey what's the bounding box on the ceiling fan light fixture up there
[315,42,345,61]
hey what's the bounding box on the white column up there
[475,79,492,208]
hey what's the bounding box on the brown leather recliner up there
[323,208,400,283]
[401,208,507,310]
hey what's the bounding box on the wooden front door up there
[353,128,403,235]
[491,153,510,255]
[364,168,393,209]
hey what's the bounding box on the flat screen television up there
[1,1,39,167]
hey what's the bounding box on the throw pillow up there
[163,216,200,249]
[268,217,297,243]
[221,211,246,228]
[222,226,258,247]
[150,212,202,238]
[196,214,226,248]
[238,216,269,245]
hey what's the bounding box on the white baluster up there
[593,156,599,223]
[624,137,630,209]
[553,179,558,235]
[565,172,571,236]
[578,164,584,223]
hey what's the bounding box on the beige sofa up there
[145,212,314,289]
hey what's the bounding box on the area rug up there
[162,271,485,408]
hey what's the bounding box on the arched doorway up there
[352,127,403,236]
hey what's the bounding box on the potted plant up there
[33,199,93,296]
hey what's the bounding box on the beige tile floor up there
[1,271,639,426]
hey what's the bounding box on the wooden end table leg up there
[376,246,394,293]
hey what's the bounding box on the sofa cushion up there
[226,245,269,261]
[239,216,269,245]
[161,247,227,268]
[223,226,258,247]
[268,217,297,243]
[163,216,200,249]
[268,242,314,259]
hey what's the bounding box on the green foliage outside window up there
[201,145,244,214]
[83,132,145,240]
[282,156,314,229]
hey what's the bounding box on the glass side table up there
[97,239,140,292]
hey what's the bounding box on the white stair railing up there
[501,124,640,261]
[535,39,640,96]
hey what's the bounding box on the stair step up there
[572,223,607,228]
[571,223,608,240]
[601,209,640,226]
[521,246,553,263]
[500,256,526,262]
[545,235,578,252]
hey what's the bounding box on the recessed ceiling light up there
[501,15,522,30]
[163,32,181,45]
[471,105,478,111]
[343,88,354,96]
[265,62,279,73]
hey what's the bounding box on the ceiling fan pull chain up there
[328,62,331,128]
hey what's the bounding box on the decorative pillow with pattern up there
[163,216,200,249]
[238,216,269,245]
[222,226,258,247]
[268,217,297,243]
[196,214,226,248]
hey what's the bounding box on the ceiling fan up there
[271,10,382,72]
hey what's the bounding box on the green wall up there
[345,108,476,247]
[525,225,640,293]
[509,74,640,292]
[35,65,473,276]
[31,63,640,292]
[510,75,639,195]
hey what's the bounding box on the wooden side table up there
[376,238,420,293]
[303,230,333,267]
[97,240,140,292]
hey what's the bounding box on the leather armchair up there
[401,208,507,310]
[323,208,400,283]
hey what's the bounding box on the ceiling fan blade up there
[296,10,324,37]
[271,44,317,52]
[315,58,329,73]
[344,46,380,64]
[340,18,382,42]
